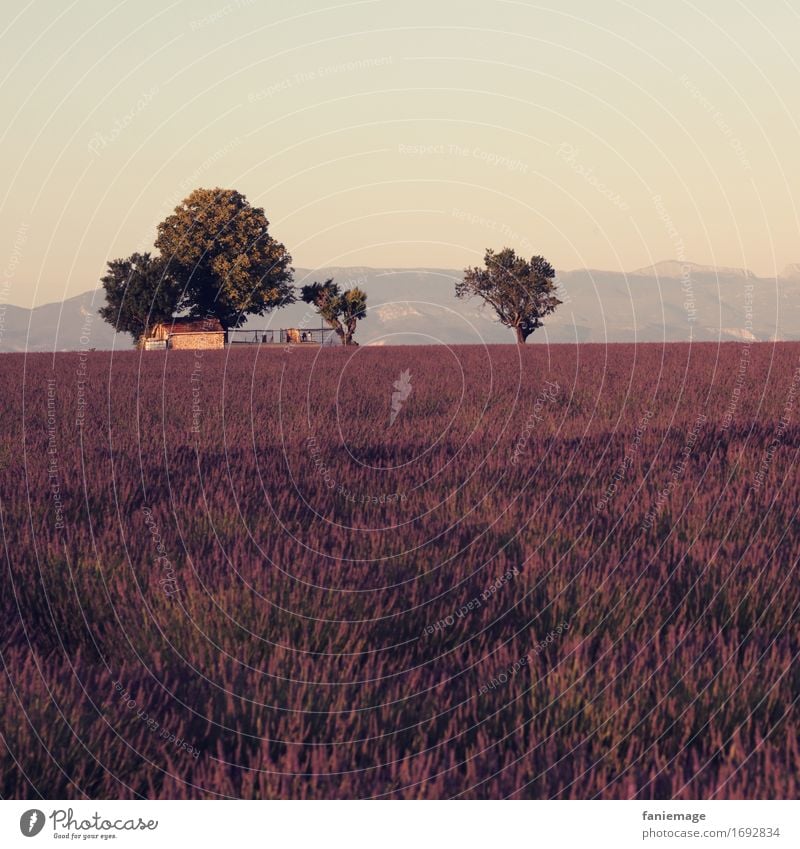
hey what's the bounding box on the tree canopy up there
[456,247,561,343]
[153,187,294,329]
[300,279,367,346]
[98,252,181,345]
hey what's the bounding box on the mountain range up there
[2,260,798,352]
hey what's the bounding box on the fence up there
[227,328,332,345]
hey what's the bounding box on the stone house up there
[144,317,225,350]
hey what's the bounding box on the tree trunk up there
[514,326,528,345]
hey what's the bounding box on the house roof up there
[158,317,225,335]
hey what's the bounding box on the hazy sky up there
[1,0,798,307]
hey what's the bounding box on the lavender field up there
[1,342,798,799]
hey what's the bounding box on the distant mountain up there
[0,288,128,352]
[3,262,798,352]
[631,260,757,279]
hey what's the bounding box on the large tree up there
[98,252,181,346]
[457,248,561,344]
[300,279,367,346]
[154,187,294,329]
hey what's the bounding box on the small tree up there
[98,252,181,346]
[154,187,294,329]
[300,279,367,346]
[457,247,561,344]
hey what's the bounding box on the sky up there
[1,0,799,307]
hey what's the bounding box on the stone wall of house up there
[169,333,224,350]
